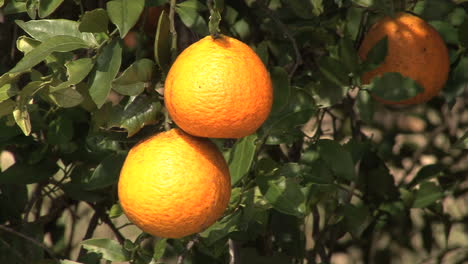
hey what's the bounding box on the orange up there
[164,35,273,138]
[358,12,450,105]
[118,128,231,238]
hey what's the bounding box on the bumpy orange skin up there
[358,12,450,105]
[164,35,273,138]
[118,129,231,238]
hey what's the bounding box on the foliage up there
[0,0,467,264]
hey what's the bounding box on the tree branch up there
[0,224,58,262]
[176,235,199,264]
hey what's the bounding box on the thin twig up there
[169,0,178,61]
[228,239,240,264]
[77,211,100,261]
[176,235,199,264]
[0,224,58,262]
[259,1,302,78]
[86,202,125,244]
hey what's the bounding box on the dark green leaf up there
[15,19,98,46]
[458,17,468,48]
[270,67,290,115]
[317,139,355,180]
[229,134,258,186]
[429,21,458,45]
[351,0,373,7]
[0,184,28,224]
[107,0,145,38]
[361,36,388,72]
[10,35,91,73]
[287,0,314,19]
[413,181,444,208]
[62,182,106,202]
[38,0,64,18]
[345,6,364,40]
[47,115,74,144]
[444,57,468,103]
[89,40,122,108]
[408,164,444,188]
[343,204,371,238]
[112,59,155,96]
[309,79,347,108]
[0,161,58,184]
[154,10,172,72]
[84,154,126,190]
[51,58,95,92]
[365,72,424,102]
[81,238,130,262]
[356,89,375,123]
[413,0,456,21]
[79,9,109,33]
[318,56,349,87]
[339,37,360,75]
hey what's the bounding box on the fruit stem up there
[207,0,222,39]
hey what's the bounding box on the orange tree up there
[0,0,467,263]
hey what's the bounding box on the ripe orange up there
[118,128,231,238]
[358,12,450,105]
[164,35,273,138]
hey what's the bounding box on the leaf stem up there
[169,0,178,60]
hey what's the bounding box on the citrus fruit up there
[118,128,231,238]
[358,12,450,105]
[164,35,273,138]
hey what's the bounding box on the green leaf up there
[361,36,388,72]
[89,40,122,108]
[356,89,375,123]
[38,0,64,18]
[339,37,360,75]
[408,164,445,188]
[287,0,314,19]
[309,78,347,108]
[343,204,371,238]
[48,87,84,108]
[81,238,129,262]
[413,181,444,208]
[16,36,40,54]
[199,210,241,245]
[318,56,349,87]
[79,8,109,33]
[26,0,39,19]
[152,238,167,261]
[0,84,19,102]
[107,0,145,38]
[112,59,155,96]
[109,203,123,218]
[444,57,468,103]
[317,139,356,180]
[429,21,458,45]
[3,1,26,15]
[175,0,208,35]
[0,100,16,118]
[0,161,58,184]
[84,154,126,190]
[0,184,28,224]
[51,58,95,92]
[229,134,258,186]
[15,19,98,46]
[458,17,468,47]
[13,105,31,136]
[108,94,162,137]
[256,164,306,217]
[9,35,91,74]
[365,72,424,102]
[47,115,74,144]
[154,9,172,72]
[270,67,290,115]
[60,260,83,264]
[351,0,373,7]
[345,6,365,40]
